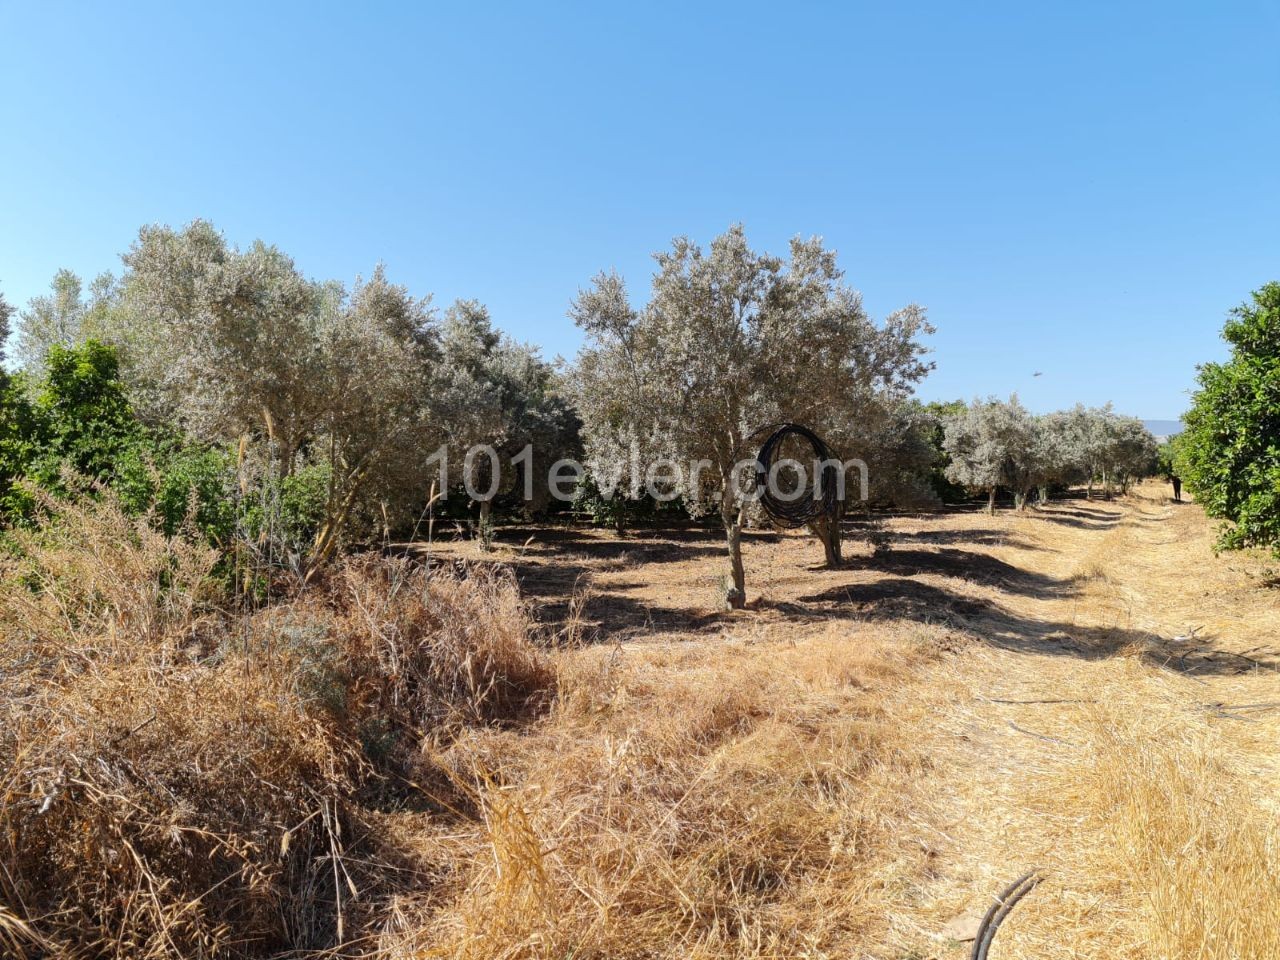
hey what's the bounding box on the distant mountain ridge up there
[1144,419,1184,439]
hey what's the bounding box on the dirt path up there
[412,484,1280,958]
[897,486,1280,958]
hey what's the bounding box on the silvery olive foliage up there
[8,216,1162,584]
[1055,403,1114,497]
[566,271,662,503]
[121,223,332,462]
[435,299,577,532]
[104,222,442,566]
[0,290,12,365]
[306,267,441,565]
[570,224,933,605]
[13,269,120,376]
[1049,403,1156,498]
[1034,410,1083,494]
[945,399,1158,510]
[109,220,232,424]
[836,398,941,509]
[14,220,585,568]
[1101,413,1159,493]
[943,395,1038,511]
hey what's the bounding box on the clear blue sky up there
[2,1,1277,419]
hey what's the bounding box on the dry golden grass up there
[0,491,357,957]
[3,480,1278,958]
[929,657,1280,960]
[1046,672,1280,959]
[381,620,956,959]
[282,556,554,739]
[902,483,1280,959]
[0,490,554,958]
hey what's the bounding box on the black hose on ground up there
[970,870,1041,960]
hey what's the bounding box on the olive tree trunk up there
[476,497,495,552]
[810,516,842,567]
[722,498,746,610]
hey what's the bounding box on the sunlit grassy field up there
[3,482,1278,958]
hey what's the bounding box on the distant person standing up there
[1171,475,1182,502]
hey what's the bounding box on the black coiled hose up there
[753,423,844,529]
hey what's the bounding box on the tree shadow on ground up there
[847,548,1075,600]
[886,527,1044,549]
[1033,512,1125,531]
[495,525,746,561]
[796,578,1276,677]
[1044,504,1123,520]
[405,538,738,643]
[403,512,1275,678]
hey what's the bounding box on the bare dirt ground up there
[397,482,1280,958]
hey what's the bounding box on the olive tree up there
[1058,404,1126,499]
[14,270,119,375]
[305,268,440,568]
[1050,404,1156,499]
[572,225,932,607]
[1104,415,1159,494]
[943,395,1038,512]
[815,395,940,560]
[106,221,234,424]
[435,300,577,544]
[567,271,673,520]
[115,221,441,569]
[0,289,12,365]
[833,399,938,509]
[1032,410,1081,502]
[120,226,333,470]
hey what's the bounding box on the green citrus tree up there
[1177,282,1280,553]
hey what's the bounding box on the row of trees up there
[1,223,576,574]
[943,397,1159,513]
[2,221,1162,604]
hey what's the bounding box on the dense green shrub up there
[922,399,970,503]
[1177,282,1280,553]
[571,473,692,529]
[115,438,236,543]
[280,464,332,546]
[0,371,40,519]
[1,341,237,549]
[2,340,141,522]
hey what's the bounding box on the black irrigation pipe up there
[751,423,844,530]
[1006,720,1080,748]
[971,870,1042,960]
